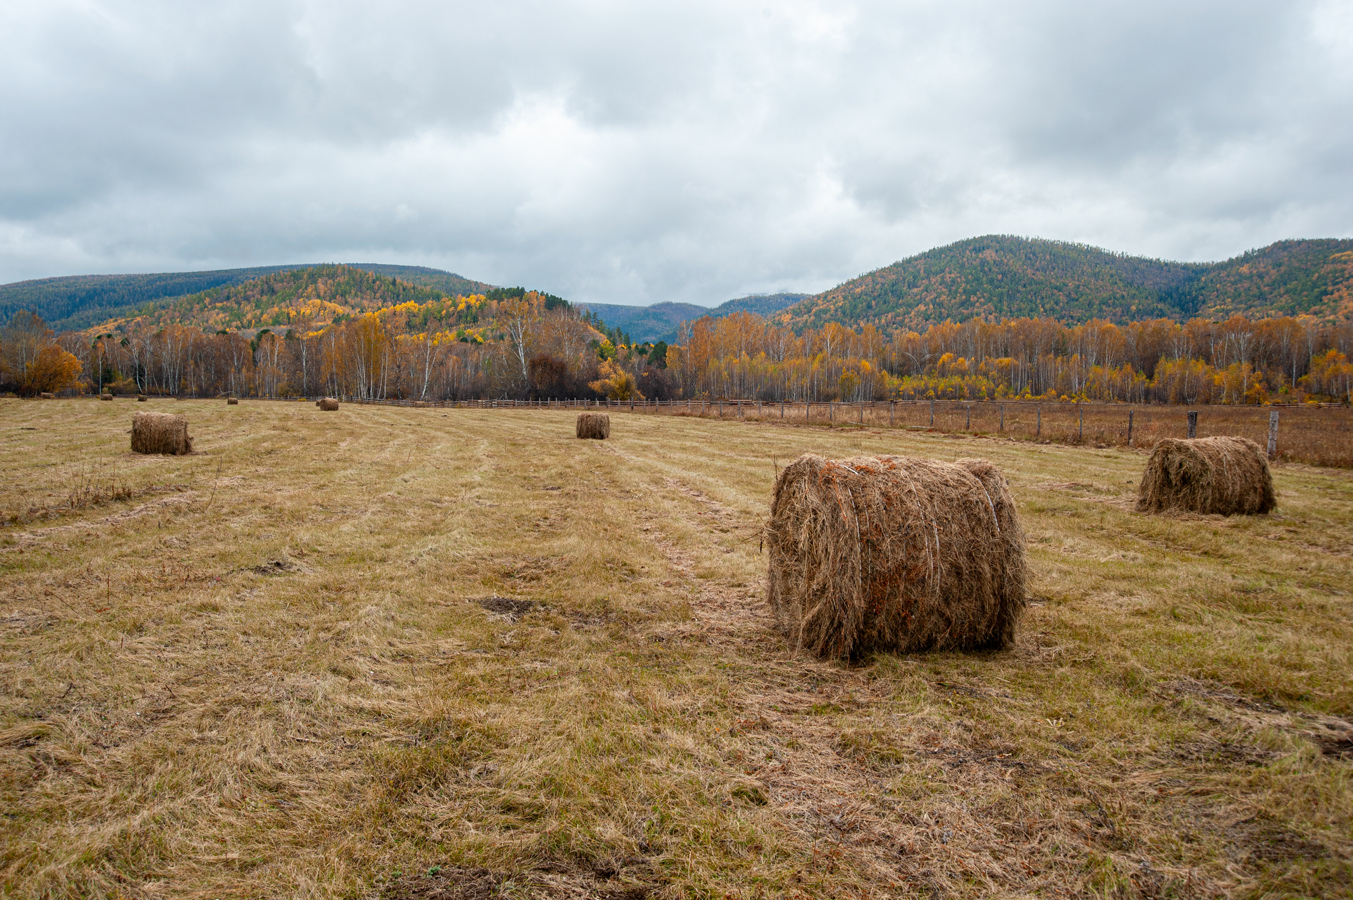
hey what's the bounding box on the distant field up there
[1,400,1350,898]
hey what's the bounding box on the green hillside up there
[784,235,1353,331]
[0,263,494,331]
[89,265,507,333]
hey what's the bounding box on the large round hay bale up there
[576,412,610,439]
[136,394,147,402]
[318,397,339,411]
[131,411,193,455]
[99,393,113,401]
[1136,436,1276,515]
[766,454,1027,659]
[39,392,54,399]
[227,397,239,405]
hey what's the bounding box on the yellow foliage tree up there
[589,359,644,400]
[24,345,82,395]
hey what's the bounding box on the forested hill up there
[89,264,509,333]
[783,236,1353,331]
[0,263,494,331]
[579,292,808,343]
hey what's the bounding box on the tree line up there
[2,300,1351,405]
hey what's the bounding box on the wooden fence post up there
[965,405,971,430]
[781,400,785,419]
[1267,409,1279,459]
[829,401,834,423]
[1036,405,1041,437]
[1187,410,1198,438]
[1078,403,1083,442]
[859,402,864,425]
[929,400,934,427]
[890,400,895,428]
[1127,410,1134,446]
[999,403,1004,431]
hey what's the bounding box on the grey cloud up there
[1,0,1350,303]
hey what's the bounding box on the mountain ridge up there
[781,235,1353,331]
[0,263,495,331]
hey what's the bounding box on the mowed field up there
[1,399,1351,899]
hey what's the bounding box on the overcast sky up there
[2,0,1351,305]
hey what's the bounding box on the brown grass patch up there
[766,454,1026,659]
[1136,436,1276,515]
[130,411,194,455]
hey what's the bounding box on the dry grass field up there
[1,397,1351,899]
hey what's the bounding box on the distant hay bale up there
[576,412,610,439]
[227,397,239,405]
[1136,437,1276,516]
[99,393,113,402]
[765,454,1027,660]
[318,397,339,411]
[136,394,147,402]
[131,411,193,455]
[39,392,54,399]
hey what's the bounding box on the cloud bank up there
[2,0,1351,304]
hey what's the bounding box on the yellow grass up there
[1,399,1351,899]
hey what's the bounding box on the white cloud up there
[1,0,1350,303]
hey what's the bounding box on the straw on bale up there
[39,392,54,399]
[1136,436,1276,515]
[136,394,147,402]
[227,397,239,405]
[130,411,193,455]
[318,397,339,411]
[576,412,610,439]
[765,454,1027,660]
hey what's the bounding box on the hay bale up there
[39,392,54,399]
[99,394,113,402]
[136,394,147,402]
[131,411,193,455]
[765,454,1027,659]
[1136,436,1276,515]
[576,412,610,439]
[227,397,239,405]
[318,397,339,411]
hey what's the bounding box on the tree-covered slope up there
[783,235,1353,331]
[1191,240,1353,321]
[90,264,501,333]
[1,263,494,331]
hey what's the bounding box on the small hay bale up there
[318,397,339,411]
[131,411,193,455]
[227,397,239,405]
[765,454,1027,659]
[39,392,54,399]
[576,412,610,439]
[136,394,147,402]
[1136,436,1276,515]
[99,394,113,402]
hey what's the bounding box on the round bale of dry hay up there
[766,454,1027,660]
[99,393,113,401]
[227,397,239,405]
[131,411,193,455]
[318,397,339,411]
[576,412,610,439]
[136,394,147,402]
[1136,436,1275,515]
[39,392,54,399]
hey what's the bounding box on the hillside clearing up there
[1,400,1351,899]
